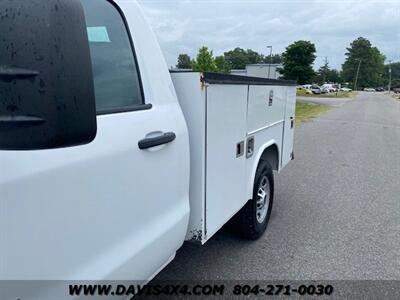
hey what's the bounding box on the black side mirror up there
[0,0,97,150]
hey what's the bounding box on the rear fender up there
[246,141,280,200]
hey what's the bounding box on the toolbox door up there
[281,87,296,168]
[247,85,286,134]
[205,84,248,239]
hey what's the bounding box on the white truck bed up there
[171,71,297,244]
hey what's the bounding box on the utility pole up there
[388,60,392,93]
[323,56,328,83]
[354,59,362,91]
[267,45,272,79]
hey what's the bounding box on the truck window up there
[81,0,144,113]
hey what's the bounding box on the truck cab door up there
[78,0,191,280]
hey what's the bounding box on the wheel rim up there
[256,175,270,223]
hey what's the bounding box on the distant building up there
[170,64,283,80]
[231,64,282,79]
[230,69,247,76]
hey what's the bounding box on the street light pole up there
[354,59,362,91]
[388,60,392,93]
[267,45,272,79]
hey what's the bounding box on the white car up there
[340,87,352,92]
[364,88,376,92]
[321,87,331,93]
[321,84,338,93]
[310,85,322,94]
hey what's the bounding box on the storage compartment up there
[205,84,248,239]
[247,86,287,133]
[171,71,296,244]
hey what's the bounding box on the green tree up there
[192,47,217,72]
[383,61,400,89]
[313,61,342,84]
[215,55,231,73]
[219,48,282,69]
[224,48,263,69]
[262,54,282,64]
[314,60,329,84]
[279,40,316,84]
[326,69,341,83]
[341,37,385,89]
[245,49,264,65]
[176,54,193,69]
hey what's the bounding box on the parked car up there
[364,88,376,92]
[297,86,312,94]
[321,84,338,93]
[340,87,352,92]
[0,0,296,288]
[394,88,400,94]
[302,84,313,90]
[321,86,337,93]
[375,87,385,92]
[311,85,322,94]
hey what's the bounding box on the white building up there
[231,64,282,80]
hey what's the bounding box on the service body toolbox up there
[171,72,297,243]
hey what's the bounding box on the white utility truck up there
[0,0,296,282]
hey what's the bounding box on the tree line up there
[177,48,282,73]
[176,37,394,89]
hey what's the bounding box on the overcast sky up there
[137,0,399,70]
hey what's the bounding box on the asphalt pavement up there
[297,95,353,107]
[155,92,400,282]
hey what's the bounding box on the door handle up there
[138,132,176,150]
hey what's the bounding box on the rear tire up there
[237,160,274,240]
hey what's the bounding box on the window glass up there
[81,0,143,112]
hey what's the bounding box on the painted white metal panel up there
[0,107,190,280]
[246,64,282,80]
[282,86,297,167]
[245,125,283,200]
[205,84,248,239]
[247,85,286,134]
[172,72,296,243]
[170,72,207,242]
